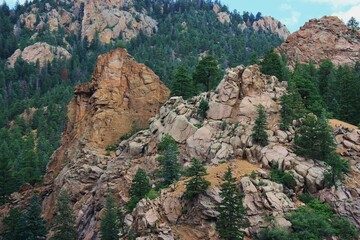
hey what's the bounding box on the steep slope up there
[0,48,170,239]
[278,16,360,67]
[1,56,360,239]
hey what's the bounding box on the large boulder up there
[7,42,71,68]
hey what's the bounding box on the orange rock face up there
[278,16,360,67]
[45,48,169,183]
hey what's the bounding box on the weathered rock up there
[7,42,71,68]
[252,16,290,40]
[278,16,360,68]
[306,166,325,193]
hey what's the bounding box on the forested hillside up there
[0,0,285,203]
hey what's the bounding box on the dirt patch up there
[329,119,358,130]
[173,160,259,195]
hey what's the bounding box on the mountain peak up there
[278,15,360,67]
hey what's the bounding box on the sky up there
[221,0,360,32]
[5,0,360,32]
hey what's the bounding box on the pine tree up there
[216,167,247,240]
[23,194,48,240]
[260,48,285,81]
[51,190,78,240]
[171,65,196,99]
[1,208,27,240]
[294,111,335,162]
[127,168,151,211]
[157,134,181,186]
[100,194,120,240]
[252,104,269,146]
[193,55,221,91]
[280,83,305,130]
[184,158,210,199]
[347,17,359,32]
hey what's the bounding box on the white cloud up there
[281,11,301,27]
[333,4,360,23]
[280,3,293,11]
[303,0,360,8]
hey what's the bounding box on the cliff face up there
[278,16,360,67]
[45,48,170,184]
[15,0,157,44]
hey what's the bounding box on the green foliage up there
[184,158,210,199]
[51,190,78,240]
[280,83,305,129]
[216,167,247,240]
[347,17,359,32]
[294,112,335,161]
[257,227,290,240]
[171,65,196,99]
[128,1,283,87]
[157,134,181,186]
[260,48,289,82]
[23,194,48,240]
[270,168,296,189]
[145,189,160,200]
[257,200,359,240]
[1,208,27,240]
[252,104,269,146]
[198,98,209,118]
[100,194,125,240]
[250,170,257,179]
[193,55,221,91]
[297,193,315,204]
[127,168,151,211]
[324,152,350,187]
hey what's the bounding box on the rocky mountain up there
[1,46,359,239]
[278,16,360,67]
[16,0,157,44]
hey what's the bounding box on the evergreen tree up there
[347,17,359,32]
[216,167,247,240]
[260,48,285,81]
[23,194,48,240]
[171,65,196,99]
[1,208,27,240]
[100,194,120,240]
[157,134,181,186]
[193,55,221,91]
[294,111,335,162]
[280,83,305,130]
[184,158,210,199]
[252,104,269,146]
[51,190,78,240]
[127,168,151,211]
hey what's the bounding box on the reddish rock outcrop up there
[45,48,170,184]
[278,16,360,67]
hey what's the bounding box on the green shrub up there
[250,170,257,179]
[270,168,296,189]
[145,189,160,200]
[198,99,209,118]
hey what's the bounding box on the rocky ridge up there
[15,0,157,44]
[6,42,71,68]
[212,3,289,40]
[278,16,360,67]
